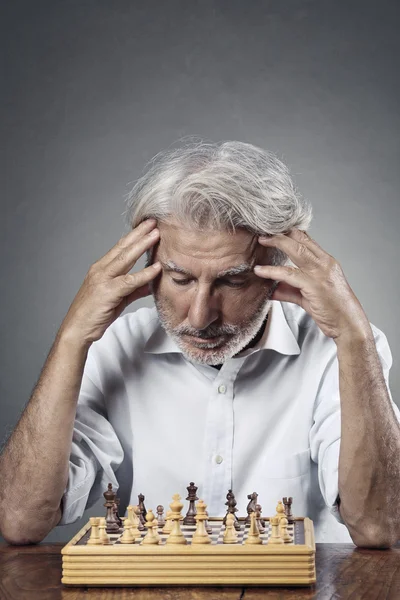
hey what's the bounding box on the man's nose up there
[187,287,220,331]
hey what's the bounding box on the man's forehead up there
[155,221,261,275]
[157,221,258,255]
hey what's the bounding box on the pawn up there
[280,516,292,543]
[269,515,284,544]
[141,509,160,545]
[192,499,212,545]
[223,513,238,544]
[162,510,173,534]
[99,517,110,544]
[120,520,135,544]
[244,512,262,545]
[87,517,102,545]
[157,505,165,527]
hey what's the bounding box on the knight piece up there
[245,491,258,524]
[223,489,240,531]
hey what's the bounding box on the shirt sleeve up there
[309,324,400,525]
[58,346,124,526]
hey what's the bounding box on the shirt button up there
[215,455,223,464]
[218,384,227,394]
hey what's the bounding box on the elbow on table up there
[349,523,400,549]
[0,506,62,546]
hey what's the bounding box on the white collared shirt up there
[59,301,398,542]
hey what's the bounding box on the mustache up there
[174,324,237,338]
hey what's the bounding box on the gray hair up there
[124,137,312,266]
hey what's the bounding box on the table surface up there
[1,543,400,599]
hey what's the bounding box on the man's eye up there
[221,281,247,288]
[172,279,191,286]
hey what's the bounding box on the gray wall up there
[1,0,399,544]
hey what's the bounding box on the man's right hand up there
[58,218,161,347]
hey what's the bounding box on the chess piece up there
[156,505,165,527]
[87,517,102,545]
[166,494,187,545]
[223,489,241,532]
[120,520,135,544]
[204,510,213,535]
[283,496,294,524]
[276,500,286,519]
[223,513,238,544]
[127,505,141,539]
[98,517,110,544]
[192,499,212,544]
[141,509,160,545]
[245,492,258,524]
[280,516,292,543]
[113,501,122,528]
[269,516,284,544]
[244,511,262,545]
[255,504,265,534]
[138,493,147,526]
[183,482,198,525]
[103,483,120,534]
[162,510,173,534]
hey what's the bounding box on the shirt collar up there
[143,301,300,357]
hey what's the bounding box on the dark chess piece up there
[245,492,258,524]
[283,496,294,524]
[113,496,123,527]
[113,502,122,528]
[103,483,120,534]
[138,493,147,526]
[183,482,198,525]
[255,504,265,533]
[156,505,165,527]
[223,489,241,531]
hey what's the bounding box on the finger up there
[270,281,303,306]
[286,229,330,260]
[253,264,305,289]
[258,233,318,269]
[121,282,153,311]
[97,219,158,268]
[115,262,162,296]
[113,282,153,320]
[106,228,160,277]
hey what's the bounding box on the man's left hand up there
[254,229,372,342]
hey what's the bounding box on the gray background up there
[1,0,399,543]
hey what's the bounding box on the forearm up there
[0,331,90,544]
[336,329,400,547]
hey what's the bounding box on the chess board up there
[62,517,316,586]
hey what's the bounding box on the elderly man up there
[1,140,400,547]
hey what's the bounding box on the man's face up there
[151,220,277,365]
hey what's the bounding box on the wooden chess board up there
[62,517,316,586]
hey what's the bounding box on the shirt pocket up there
[262,448,311,479]
[258,449,312,517]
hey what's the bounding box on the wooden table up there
[1,543,400,599]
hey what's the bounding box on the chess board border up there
[61,517,316,586]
